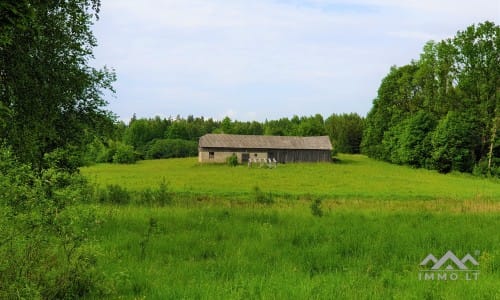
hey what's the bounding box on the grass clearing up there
[81,154,500,202]
[81,155,500,299]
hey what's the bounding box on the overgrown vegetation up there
[0,146,103,298]
[253,186,274,204]
[310,198,324,217]
[88,201,499,299]
[0,1,111,297]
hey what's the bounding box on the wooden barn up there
[198,134,333,164]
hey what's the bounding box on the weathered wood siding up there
[271,149,331,163]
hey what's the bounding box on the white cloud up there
[93,0,499,121]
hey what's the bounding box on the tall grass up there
[91,203,499,299]
[80,155,500,298]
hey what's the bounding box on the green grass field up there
[82,154,500,202]
[81,155,500,299]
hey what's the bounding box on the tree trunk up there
[488,113,498,172]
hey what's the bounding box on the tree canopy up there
[0,0,115,171]
[362,21,499,176]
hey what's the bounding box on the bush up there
[113,142,137,164]
[473,159,500,178]
[253,186,274,204]
[44,146,84,173]
[156,180,173,206]
[226,153,238,167]
[102,184,131,205]
[310,198,324,217]
[0,145,103,298]
[139,180,173,206]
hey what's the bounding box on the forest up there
[362,21,499,176]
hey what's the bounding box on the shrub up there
[0,145,103,298]
[113,142,137,164]
[253,186,274,204]
[44,146,84,173]
[138,180,172,206]
[226,153,238,167]
[310,198,324,217]
[156,180,173,206]
[103,184,131,205]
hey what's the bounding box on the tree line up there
[83,113,365,164]
[362,21,499,176]
[86,22,499,178]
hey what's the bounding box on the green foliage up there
[112,142,137,164]
[85,140,138,164]
[101,184,132,205]
[253,186,274,204]
[0,145,102,299]
[156,180,173,206]
[431,112,481,173]
[310,198,324,217]
[226,153,239,167]
[362,21,499,176]
[139,217,158,260]
[325,113,364,154]
[396,112,436,168]
[145,138,198,159]
[83,137,110,164]
[98,180,173,206]
[43,146,85,173]
[124,117,170,150]
[0,0,115,170]
[139,185,173,206]
[298,114,327,136]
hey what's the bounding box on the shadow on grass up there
[332,157,359,165]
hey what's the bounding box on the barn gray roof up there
[199,134,333,150]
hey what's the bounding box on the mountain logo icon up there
[420,251,479,270]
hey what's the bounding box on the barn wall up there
[199,148,331,163]
[199,148,267,163]
[273,150,331,163]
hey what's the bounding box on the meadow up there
[81,155,500,299]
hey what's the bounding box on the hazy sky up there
[92,0,499,122]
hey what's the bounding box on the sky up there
[91,0,499,122]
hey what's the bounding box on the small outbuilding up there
[198,134,333,164]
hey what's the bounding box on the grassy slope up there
[82,155,500,299]
[81,154,500,201]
